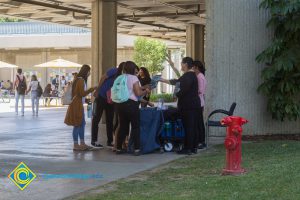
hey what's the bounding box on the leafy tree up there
[133,37,180,77]
[256,0,300,121]
[0,17,23,22]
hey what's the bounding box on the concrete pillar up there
[186,24,205,62]
[91,0,117,86]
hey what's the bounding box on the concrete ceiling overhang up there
[0,0,206,42]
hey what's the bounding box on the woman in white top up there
[116,61,150,156]
[26,75,40,116]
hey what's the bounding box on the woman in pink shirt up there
[193,61,207,149]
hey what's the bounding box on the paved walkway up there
[0,107,184,200]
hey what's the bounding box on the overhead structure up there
[34,58,82,68]
[0,60,18,68]
[0,0,206,43]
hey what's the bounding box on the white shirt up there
[29,81,39,91]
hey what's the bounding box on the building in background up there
[0,22,184,90]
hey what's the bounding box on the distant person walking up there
[64,64,96,151]
[61,76,67,91]
[14,68,27,116]
[26,75,40,116]
[52,75,59,90]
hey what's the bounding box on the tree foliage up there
[256,0,300,121]
[133,37,168,75]
[0,17,23,22]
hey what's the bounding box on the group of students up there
[64,57,207,156]
[13,69,75,116]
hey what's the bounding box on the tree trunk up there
[166,50,180,78]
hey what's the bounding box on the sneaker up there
[134,149,141,156]
[21,113,24,117]
[80,144,94,151]
[116,149,126,155]
[107,142,113,148]
[91,142,104,148]
[198,143,207,149]
[177,149,192,155]
[192,148,198,154]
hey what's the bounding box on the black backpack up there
[17,75,26,95]
[36,82,43,97]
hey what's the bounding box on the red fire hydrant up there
[221,116,248,175]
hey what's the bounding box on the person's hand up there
[145,88,151,94]
[159,78,166,82]
[148,102,154,107]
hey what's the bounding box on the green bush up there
[150,93,175,102]
[256,0,300,121]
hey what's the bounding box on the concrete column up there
[91,0,117,86]
[186,24,205,62]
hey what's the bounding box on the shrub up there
[150,93,176,102]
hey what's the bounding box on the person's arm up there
[93,73,109,97]
[26,83,31,94]
[160,78,178,85]
[77,79,95,97]
[176,75,192,98]
[14,76,18,90]
[133,82,150,97]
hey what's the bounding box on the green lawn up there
[79,141,300,200]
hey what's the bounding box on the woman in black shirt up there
[160,57,201,155]
[138,67,152,107]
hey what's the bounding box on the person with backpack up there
[112,61,150,156]
[26,75,42,116]
[14,68,27,116]
[91,62,125,148]
[64,64,96,151]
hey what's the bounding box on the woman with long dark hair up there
[91,62,125,148]
[193,60,207,149]
[65,64,96,151]
[138,67,152,107]
[115,61,150,155]
[160,57,201,155]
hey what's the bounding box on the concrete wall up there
[205,0,300,136]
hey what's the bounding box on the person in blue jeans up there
[26,75,40,116]
[14,68,26,116]
[64,64,96,151]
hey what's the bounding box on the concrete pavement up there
[0,107,184,200]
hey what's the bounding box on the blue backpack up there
[111,74,129,103]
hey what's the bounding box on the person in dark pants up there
[160,57,201,155]
[91,63,124,148]
[193,60,207,149]
[115,61,150,156]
